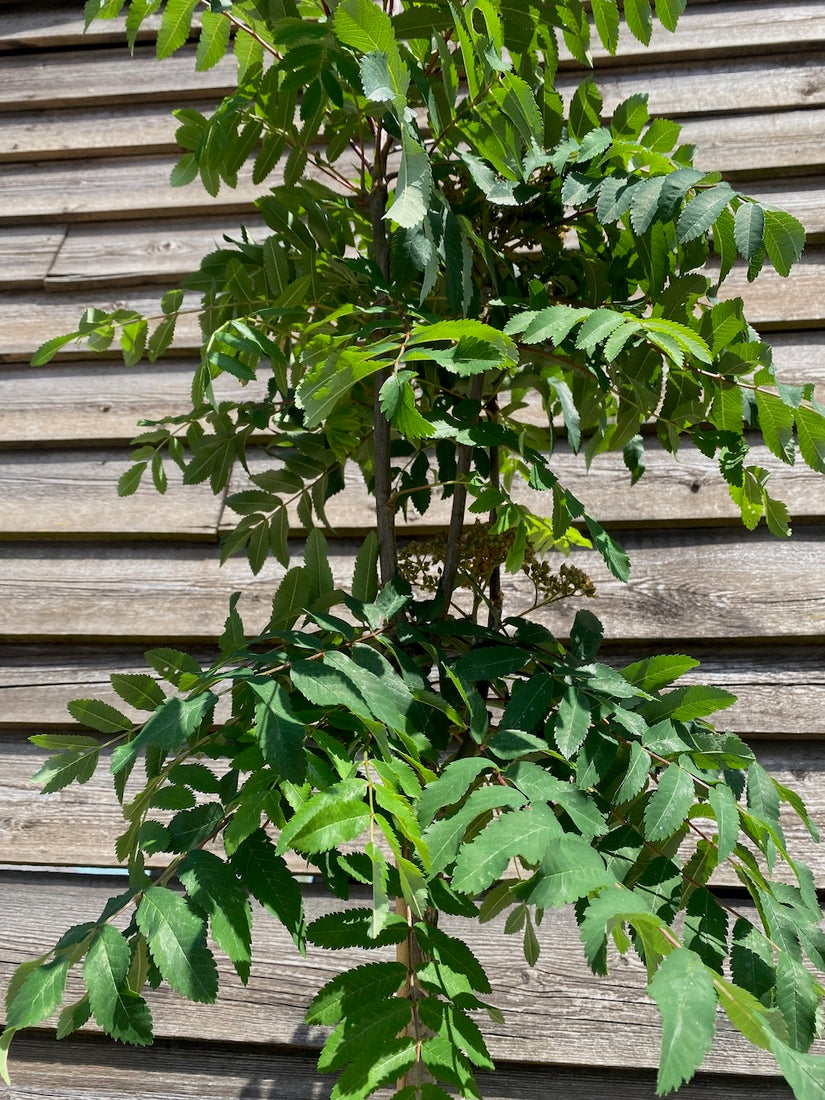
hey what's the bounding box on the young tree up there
[4,0,825,1095]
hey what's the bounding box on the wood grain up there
[0,225,66,288]
[0,103,185,162]
[0,450,224,541]
[683,108,825,179]
[46,216,269,289]
[0,530,824,644]
[0,874,811,1076]
[2,1032,797,1100]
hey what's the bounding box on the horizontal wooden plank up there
[0,360,265,444]
[0,529,824,644]
[0,7,165,52]
[4,1032,797,1100]
[720,251,825,328]
[1,735,820,882]
[0,154,263,227]
[0,450,223,541]
[559,53,825,118]
[224,439,825,540]
[684,108,825,179]
[0,103,184,162]
[0,873,812,1076]
[0,289,202,363]
[2,641,823,735]
[0,46,236,112]
[46,215,269,289]
[0,225,66,288]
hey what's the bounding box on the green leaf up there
[306,961,407,1026]
[296,346,385,429]
[624,0,653,44]
[518,835,612,908]
[554,686,591,757]
[157,0,198,58]
[642,685,737,723]
[770,1037,825,1098]
[195,9,231,70]
[677,185,735,244]
[249,678,307,784]
[307,908,407,951]
[231,829,305,950]
[424,786,528,874]
[417,759,493,827]
[5,957,71,1029]
[386,134,431,229]
[796,405,825,474]
[135,886,218,1003]
[452,804,562,895]
[763,209,805,277]
[112,693,217,775]
[414,924,492,994]
[109,673,165,712]
[67,697,133,734]
[352,531,379,603]
[654,0,687,32]
[31,749,100,794]
[334,0,396,54]
[615,741,651,804]
[643,763,695,841]
[755,389,796,464]
[708,783,740,862]
[734,202,765,262]
[621,654,699,692]
[319,997,412,1074]
[776,952,822,1052]
[452,645,530,682]
[648,949,717,1093]
[179,850,253,983]
[591,0,620,53]
[270,567,310,632]
[84,925,153,1044]
[331,1038,416,1100]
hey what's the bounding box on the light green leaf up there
[554,686,591,757]
[574,308,627,351]
[624,0,653,44]
[641,684,737,723]
[770,1037,825,1097]
[648,949,717,1093]
[796,405,825,474]
[135,887,218,1003]
[296,346,386,429]
[755,389,796,464]
[318,997,412,1074]
[452,804,562,895]
[519,305,590,346]
[112,692,217,775]
[621,653,699,692]
[677,185,735,244]
[644,763,696,841]
[269,566,310,631]
[734,202,766,262]
[591,0,620,53]
[386,134,431,229]
[109,673,165,712]
[157,0,198,58]
[424,786,528,874]
[776,952,822,1052]
[763,209,805,277]
[306,961,407,1026]
[334,0,396,54]
[67,698,133,734]
[519,835,612,908]
[331,1037,416,1100]
[5,957,71,1030]
[615,741,651,804]
[277,791,370,856]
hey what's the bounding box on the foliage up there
[5,0,825,1096]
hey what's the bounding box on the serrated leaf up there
[331,1037,417,1100]
[709,783,740,862]
[776,952,821,1052]
[307,908,407,951]
[763,209,805,277]
[135,887,218,1003]
[352,531,379,603]
[31,749,100,794]
[796,405,825,474]
[625,0,653,44]
[417,759,493,827]
[755,389,796,464]
[319,998,412,1075]
[452,645,530,682]
[734,202,765,262]
[770,1037,825,1097]
[109,673,165,712]
[67,697,133,734]
[5,957,71,1030]
[519,835,612,908]
[642,685,737,723]
[677,185,735,244]
[111,693,217,775]
[179,850,253,983]
[231,829,305,949]
[648,949,717,1093]
[424,786,528,874]
[554,686,591,757]
[644,764,696,841]
[452,804,562,895]
[157,0,198,58]
[621,654,699,692]
[84,925,153,1044]
[616,741,651,804]
[249,678,307,783]
[306,961,407,1026]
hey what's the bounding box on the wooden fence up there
[1,2,824,1095]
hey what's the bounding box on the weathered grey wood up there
[0,103,184,162]
[225,438,825,540]
[0,874,809,1076]
[558,54,825,119]
[46,216,268,289]
[683,108,825,178]
[1,530,824,644]
[0,47,235,112]
[0,225,66,288]
[2,1034,797,1100]
[719,252,825,327]
[0,155,263,226]
[0,290,202,362]
[1,735,820,880]
[0,8,165,51]
[0,450,223,540]
[0,360,265,444]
